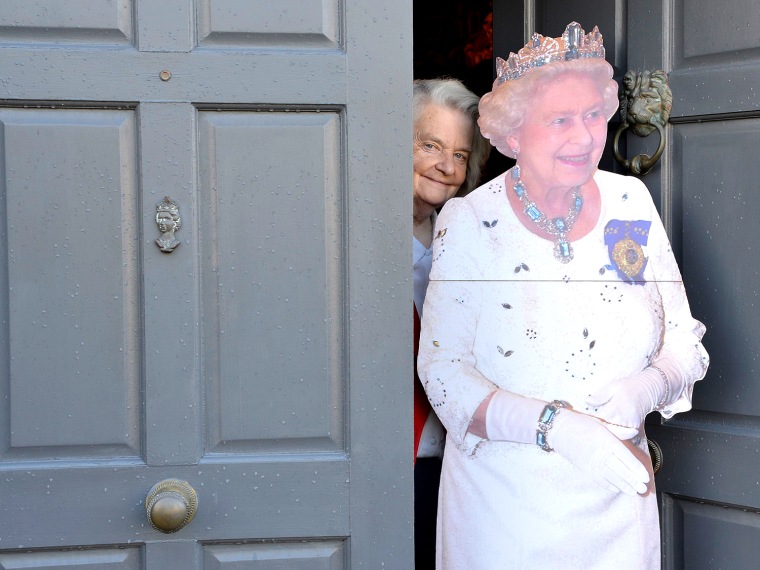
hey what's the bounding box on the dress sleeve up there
[418,198,499,451]
[643,182,710,417]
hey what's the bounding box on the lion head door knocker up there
[155,196,181,253]
[613,69,673,176]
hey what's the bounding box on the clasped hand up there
[485,390,650,495]
[584,368,667,430]
[548,409,649,496]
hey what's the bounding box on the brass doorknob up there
[145,479,198,533]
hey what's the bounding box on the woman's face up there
[156,211,176,233]
[413,103,473,217]
[510,73,607,191]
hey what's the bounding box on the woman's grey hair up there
[413,78,492,195]
[478,58,619,158]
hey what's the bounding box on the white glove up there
[549,409,650,495]
[485,391,648,495]
[485,389,546,444]
[585,362,682,429]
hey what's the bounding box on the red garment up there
[414,306,432,463]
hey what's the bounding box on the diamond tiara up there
[496,22,605,83]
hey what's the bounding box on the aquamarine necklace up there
[511,165,583,263]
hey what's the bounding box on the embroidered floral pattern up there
[604,219,651,284]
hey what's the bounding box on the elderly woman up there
[411,78,490,569]
[418,23,708,569]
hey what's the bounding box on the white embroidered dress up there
[418,170,708,569]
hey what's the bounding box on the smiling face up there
[508,73,608,193]
[413,103,474,221]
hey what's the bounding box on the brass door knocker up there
[613,70,673,176]
[155,196,181,253]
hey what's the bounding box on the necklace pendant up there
[554,238,574,263]
[511,166,581,263]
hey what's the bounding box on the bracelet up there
[651,365,670,410]
[536,400,571,452]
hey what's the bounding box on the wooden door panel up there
[139,102,204,467]
[0,464,149,548]
[0,0,133,45]
[662,495,760,569]
[196,0,341,48]
[0,108,141,460]
[0,548,141,569]
[677,0,760,61]
[198,110,345,455]
[669,0,760,117]
[649,423,760,508]
[202,542,345,569]
[175,461,349,540]
[0,462,347,547]
[673,120,760,417]
[0,49,346,105]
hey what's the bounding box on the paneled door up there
[0,1,413,568]
[626,2,760,568]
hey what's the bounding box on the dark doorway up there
[413,0,512,184]
[413,0,494,96]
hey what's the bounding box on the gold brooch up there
[611,237,645,278]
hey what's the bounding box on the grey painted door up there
[495,1,760,567]
[625,3,760,568]
[0,2,413,568]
